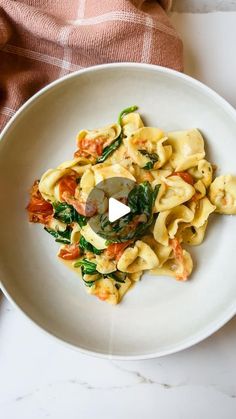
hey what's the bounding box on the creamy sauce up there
[57,256,82,276]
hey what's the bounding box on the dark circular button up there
[83,176,156,243]
[85,177,136,243]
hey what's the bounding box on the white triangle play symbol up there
[108,197,131,222]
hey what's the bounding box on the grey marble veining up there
[172,0,236,13]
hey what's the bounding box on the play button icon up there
[82,175,158,243]
[85,176,136,242]
[108,197,131,222]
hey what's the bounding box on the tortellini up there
[189,197,216,228]
[87,277,119,305]
[39,168,71,202]
[167,129,205,171]
[70,223,81,244]
[80,223,107,250]
[117,241,159,273]
[104,144,131,167]
[192,180,206,201]
[176,198,215,246]
[153,205,194,246]
[124,127,171,169]
[121,112,144,137]
[143,236,173,267]
[153,175,195,212]
[77,123,121,151]
[28,108,236,305]
[79,168,95,195]
[95,254,117,274]
[58,157,92,176]
[209,175,236,214]
[87,275,132,305]
[153,249,193,281]
[93,163,136,184]
[181,222,208,246]
[188,159,213,187]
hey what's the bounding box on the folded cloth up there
[0,0,183,130]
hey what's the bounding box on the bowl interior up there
[0,64,235,358]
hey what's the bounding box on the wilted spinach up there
[96,105,138,163]
[44,226,71,244]
[79,236,102,255]
[107,271,126,283]
[139,150,159,170]
[74,258,97,273]
[96,136,122,163]
[97,181,160,242]
[53,202,87,227]
[73,259,99,287]
[118,105,138,125]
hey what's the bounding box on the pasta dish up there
[26,106,236,304]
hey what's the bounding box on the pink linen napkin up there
[0,0,183,130]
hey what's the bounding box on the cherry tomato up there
[27,199,52,213]
[26,181,53,224]
[172,172,194,185]
[105,241,132,261]
[58,244,80,260]
[62,192,97,217]
[170,238,189,281]
[75,136,106,158]
[59,176,77,200]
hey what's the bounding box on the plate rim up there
[0,62,236,359]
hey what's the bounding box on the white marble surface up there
[1,6,236,419]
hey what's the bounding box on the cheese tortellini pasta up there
[117,240,159,273]
[27,106,236,305]
[153,175,195,212]
[167,129,205,171]
[209,175,236,214]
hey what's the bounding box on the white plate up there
[0,63,235,359]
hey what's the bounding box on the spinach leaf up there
[127,181,154,216]
[44,226,71,244]
[109,213,133,232]
[139,150,159,162]
[53,202,76,224]
[139,150,159,170]
[127,184,140,213]
[96,136,122,163]
[143,161,154,170]
[79,236,102,255]
[76,214,87,228]
[107,271,126,283]
[82,275,98,287]
[100,214,111,230]
[96,106,138,163]
[152,184,161,206]
[74,260,127,289]
[118,105,138,125]
[53,202,87,227]
[74,259,100,287]
[139,181,155,215]
[73,259,97,273]
[123,182,160,239]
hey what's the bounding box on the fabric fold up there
[0,0,182,130]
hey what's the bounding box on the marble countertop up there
[1,4,236,419]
